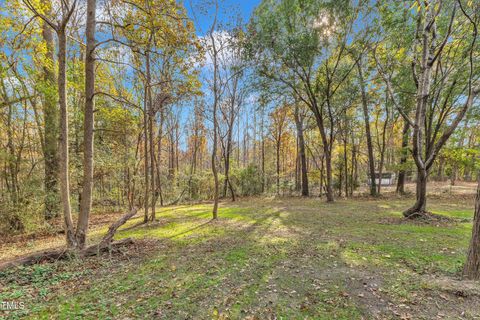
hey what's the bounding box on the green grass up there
[1,196,478,319]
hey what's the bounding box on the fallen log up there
[80,237,134,257]
[82,208,138,256]
[0,208,138,271]
[99,207,137,245]
[0,248,67,270]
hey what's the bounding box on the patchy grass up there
[1,196,479,319]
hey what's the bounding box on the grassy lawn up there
[1,196,480,319]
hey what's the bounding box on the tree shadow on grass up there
[19,199,409,319]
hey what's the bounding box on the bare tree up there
[206,1,221,219]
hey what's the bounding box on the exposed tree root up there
[0,248,69,270]
[403,211,456,223]
[0,208,137,271]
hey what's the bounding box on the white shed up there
[368,172,396,186]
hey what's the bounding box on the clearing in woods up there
[1,191,480,319]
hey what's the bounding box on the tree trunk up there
[464,175,480,280]
[3,88,18,205]
[319,155,324,197]
[403,167,427,217]
[76,0,96,249]
[212,110,219,219]
[223,115,235,201]
[313,111,334,202]
[295,141,300,191]
[143,88,149,222]
[210,25,219,219]
[437,156,445,181]
[351,142,357,197]
[294,104,309,196]
[146,53,155,222]
[338,164,343,197]
[1,209,137,271]
[396,121,409,194]
[324,149,334,202]
[41,19,60,220]
[222,158,228,198]
[451,165,458,186]
[402,4,435,217]
[343,136,348,197]
[58,29,76,247]
[261,111,265,193]
[357,61,377,197]
[156,110,164,206]
[377,155,385,195]
[276,140,280,195]
[223,152,236,202]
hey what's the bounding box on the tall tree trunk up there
[357,61,377,197]
[343,136,348,198]
[295,139,300,191]
[294,104,309,196]
[76,0,96,249]
[210,13,219,219]
[396,121,409,194]
[464,174,480,279]
[253,110,257,165]
[376,123,388,195]
[276,139,280,195]
[338,164,343,197]
[261,110,265,193]
[58,29,75,247]
[377,152,385,195]
[295,140,299,191]
[143,90,149,223]
[212,109,219,219]
[313,112,334,202]
[377,94,389,195]
[156,110,164,206]
[261,135,265,193]
[2,85,18,205]
[149,113,155,221]
[146,53,155,221]
[223,114,235,201]
[42,19,60,220]
[402,6,433,217]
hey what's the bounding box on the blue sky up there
[181,1,262,148]
[185,0,261,35]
